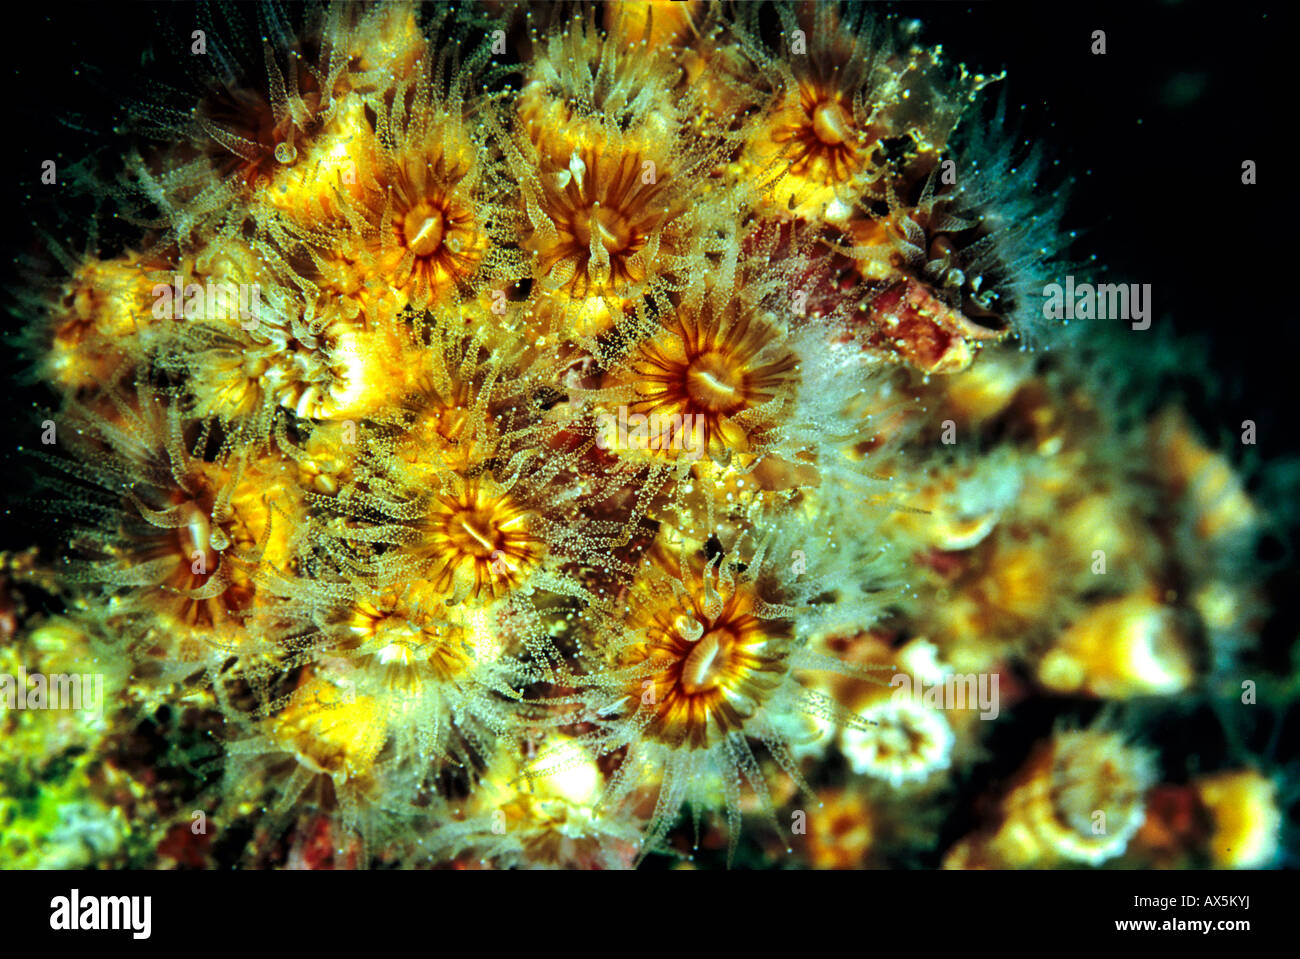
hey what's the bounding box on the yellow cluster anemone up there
[434,735,642,869]
[946,728,1157,868]
[54,387,296,640]
[41,252,166,394]
[10,0,1284,873]
[736,2,996,223]
[599,288,800,464]
[411,480,546,603]
[618,556,792,751]
[269,667,388,790]
[521,132,690,305]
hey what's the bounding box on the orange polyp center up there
[403,202,445,256]
[680,627,732,694]
[457,516,497,555]
[573,203,635,253]
[416,486,541,600]
[686,352,746,414]
[176,501,220,576]
[439,500,505,560]
[185,506,211,552]
[812,100,853,146]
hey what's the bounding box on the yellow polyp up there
[1150,408,1260,542]
[940,352,1032,426]
[46,254,161,392]
[346,598,479,684]
[1192,580,1255,634]
[679,630,723,694]
[884,461,1011,552]
[954,729,1156,868]
[271,673,386,785]
[265,95,375,221]
[450,735,639,868]
[295,422,360,495]
[410,481,545,603]
[612,554,792,753]
[348,5,428,80]
[312,325,420,421]
[1037,590,1194,698]
[802,788,878,869]
[604,290,799,465]
[605,1,701,48]
[403,205,446,256]
[1194,770,1281,868]
[744,87,877,220]
[841,697,955,787]
[974,543,1056,626]
[685,354,746,414]
[812,100,854,146]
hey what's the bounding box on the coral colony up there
[0,1,1290,870]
